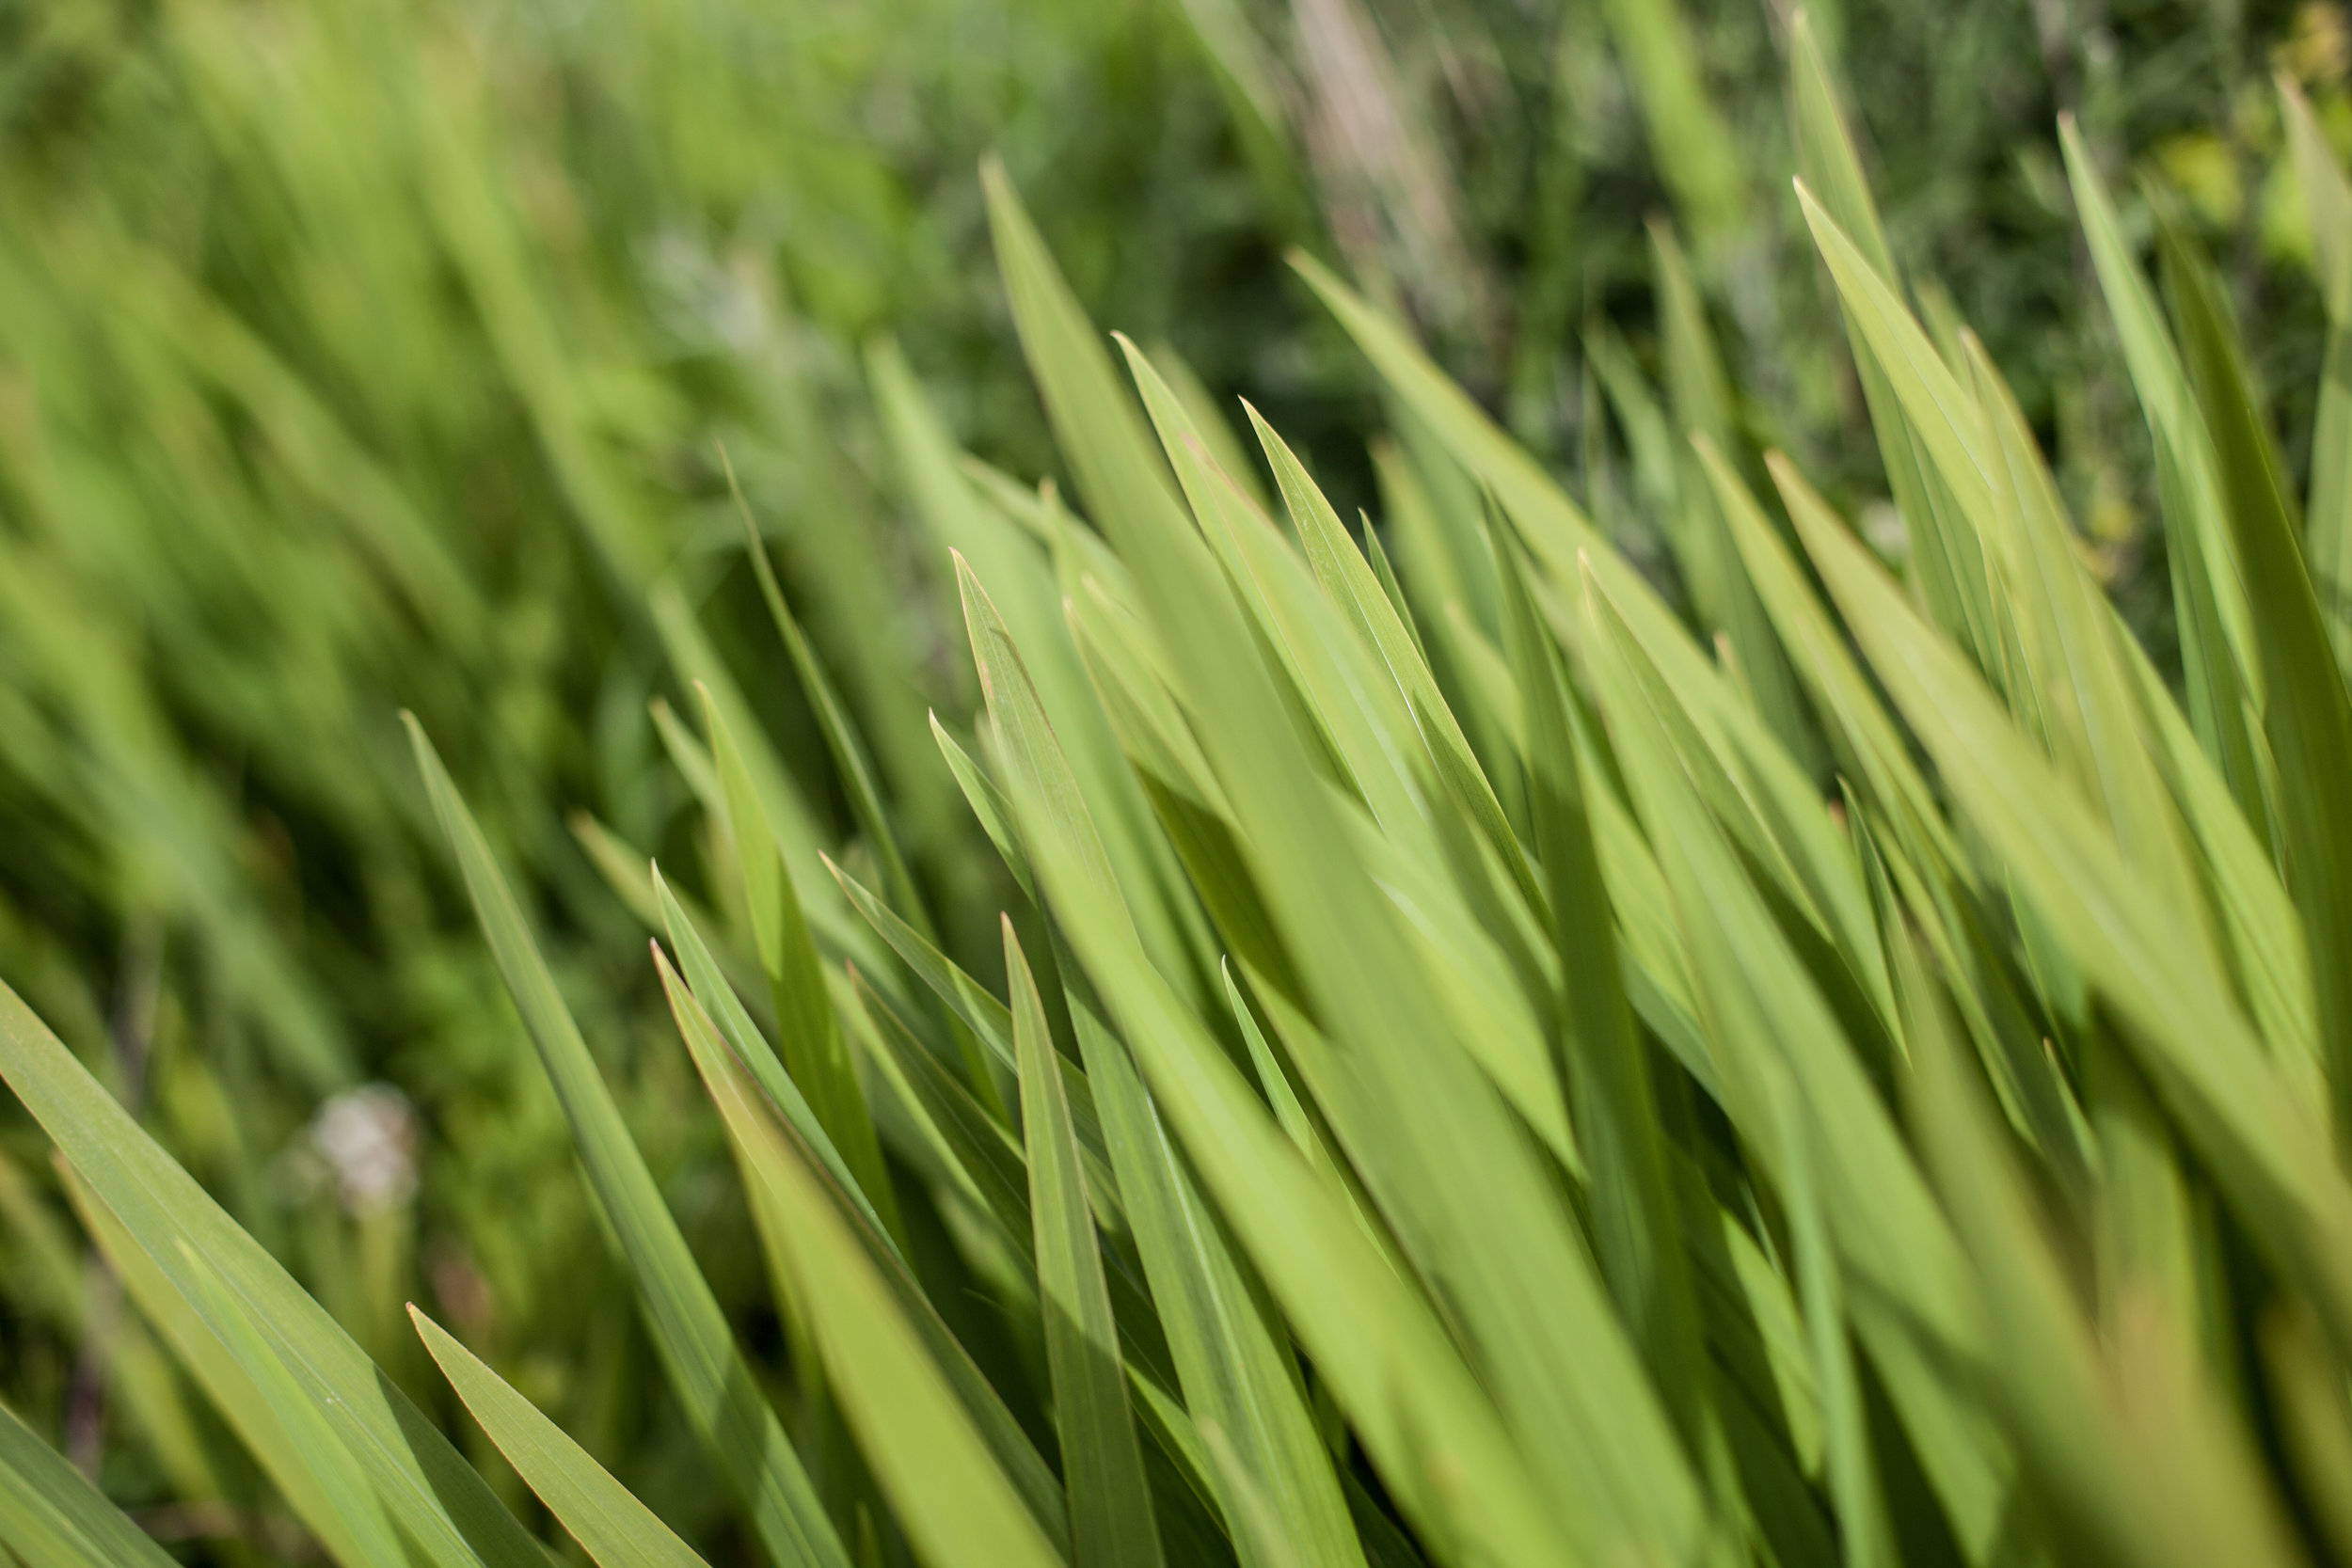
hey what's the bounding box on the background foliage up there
[1,0,2349,1560]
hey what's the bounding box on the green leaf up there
[700,685,898,1229]
[405,716,849,1568]
[0,1398,182,1568]
[1789,493,2352,1354]
[728,453,929,925]
[0,977,544,1568]
[661,945,1069,1568]
[1248,403,1532,915]
[1491,510,1705,1441]
[653,866,904,1257]
[2058,117,2268,833]
[1008,920,1165,1568]
[932,712,1035,899]
[1788,15,2005,677]
[1895,930,2304,1568]
[2280,77,2352,665]
[956,553,1365,1568]
[1014,765,1577,1568]
[414,1307,709,1568]
[174,1240,408,1568]
[2162,222,2352,1164]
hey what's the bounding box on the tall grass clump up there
[9,14,2352,1568]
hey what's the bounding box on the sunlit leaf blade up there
[655,946,1072,1549]
[954,548,1365,1568]
[1788,498,2352,1351]
[404,716,850,1568]
[1491,512,1704,1442]
[701,687,898,1228]
[59,1164,388,1568]
[653,867,903,1256]
[1008,920,1165,1568]
[0,978,543,1568]
[174,1241,408,1568]
[413,1308,709,1568]
[1895,931,2305,1568]
[2058,117,2268,833]
[664,946,1069,1568]
[2280,77,2352,664]
[2160,222,2352,1163]
[1012,761,1579,1568]
[1248,402,1530,911]
[0,1398,181,1568]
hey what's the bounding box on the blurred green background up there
[0,0,2345,1557]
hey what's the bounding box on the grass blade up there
[663,946,1068,1568]
[2162,223,2352,1164]
[0,978,544,1568]
[413,1307,710,1568]
[701,686,898,1228]
[0,1399,182,1568]
[405,716,850,1568]
[1008,920,1165,1568]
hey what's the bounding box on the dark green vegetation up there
[6,0,2352,1564]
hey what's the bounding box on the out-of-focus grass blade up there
[0,979,543,1568]
[1794,183,1994,527]
[0,1397,182,1568]
[649,579,833,910]
[2259,1304,2352,1563]
[1896,931,2304,1568]
[1008,921,1164,1568]
[405,717,849,1568]
[1595,0,1745,249]
[979,161,1184,601]
[2162,223,2352,1163]
[664,948,1068,1568]
[1786,9,1891,278]
[2280,76,2352,659]
[2059,118,2268,831]
[701,688,898,1226]
[729,460,929,923]
[1790,500,2352,1349]
[413,1308,709,1568]
[1788,14,2003,675]
[1775,1085,1891,1568]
